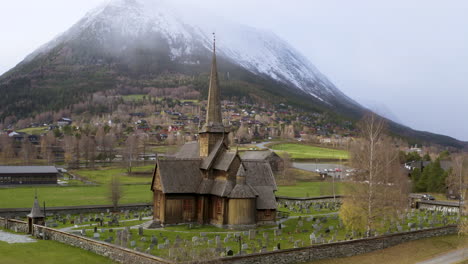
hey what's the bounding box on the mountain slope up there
[0,0,465,149]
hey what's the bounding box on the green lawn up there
[0,185,152,208]
[122,94,147,101]
[276,181,346,197]
[73,165,154,184]
[307,234,467,264]
[0,233,115,264]
[272,143,349,160]
[17,126,49,135]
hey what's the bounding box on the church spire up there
[203,33,223,131]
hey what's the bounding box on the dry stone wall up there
[0,216,458,264]
[33,225,174,264]
[213,225,458,264]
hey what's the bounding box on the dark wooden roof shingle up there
[157,159,203,193]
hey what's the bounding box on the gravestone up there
[151,235,158,245]
[130,241,136,247]
[93,233,100,239]
[227,250,234,256]
[274,229,282,236]
[249,230,256,240]
[138,226,144,236]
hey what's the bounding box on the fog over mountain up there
[0,0,467,147]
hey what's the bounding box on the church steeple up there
[202,33,224,132]
[199,33,229,157]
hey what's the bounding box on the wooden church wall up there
[227,199,256,225]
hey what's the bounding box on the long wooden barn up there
[0,166,58,185]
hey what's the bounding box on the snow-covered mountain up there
[23,0,358,107]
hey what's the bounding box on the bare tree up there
[448,154,467,216]
[40,132,56,165]
[0,134,16,164]
[109,175,122,211]
[124,134,139,174]
[340,113,409,236]
[20,139,36,165]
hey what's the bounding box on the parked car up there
[422,194,435,201]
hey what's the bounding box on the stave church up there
[151,39,277,228]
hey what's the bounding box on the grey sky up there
[1,0,467,141]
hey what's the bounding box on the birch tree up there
[340,113,409,236]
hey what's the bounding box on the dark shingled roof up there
[0,166,58,174]
[243,160,277,188]
[229,164,258,198]
[197,178,214,194]
[210,180,235,197]
[28,196,44,218]
[242,160,277,209]
[200,139,225,170]
[157,159,203,193]
[229,183,257,198]
[253,186,277,209]
[241,150,275,160]
[174,142,200,159]
[213,151,237,171]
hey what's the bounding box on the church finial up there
[213,32,216,53]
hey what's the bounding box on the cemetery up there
[3,200,458,262]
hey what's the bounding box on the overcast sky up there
[1,0,467,141]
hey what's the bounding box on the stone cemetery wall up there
[417,201,460,213]
[276,195,343,202]
[33,225,174,264]
[0,203,152,218]
[0,217,29,233]
[213,225,458,264]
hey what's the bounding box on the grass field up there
[308,234,467,264]
[0,234,115,264]
[0,180,342,208]
[272,143,349,160]
[0,185,152,208]
[122,94,147,101]
[17,126,49,135]
[276,181,346,197]
[73,165,154,184]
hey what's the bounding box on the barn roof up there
[157,159,203,193]
[0,166,58,174]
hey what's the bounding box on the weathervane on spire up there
[212,32,216,53]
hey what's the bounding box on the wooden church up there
[151,39,277,228]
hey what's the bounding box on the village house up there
[151,42,277,228]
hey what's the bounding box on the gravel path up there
[416,248,468,264]
[0,230,36,244]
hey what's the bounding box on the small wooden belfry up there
[27,193,45,234]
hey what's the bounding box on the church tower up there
[199,34,229,157]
